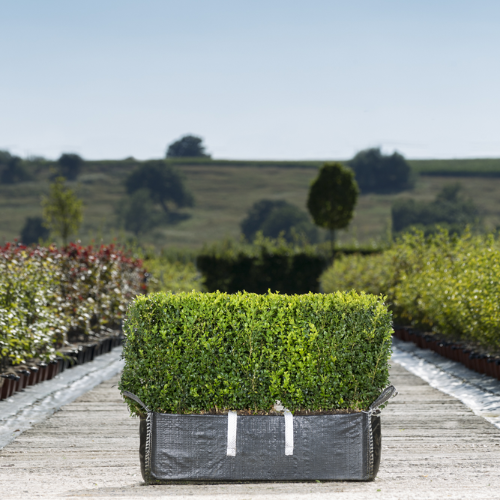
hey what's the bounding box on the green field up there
[1,158,500,249]
[409,158,500,177]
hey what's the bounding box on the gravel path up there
[1,362,500,499]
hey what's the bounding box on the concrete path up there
[0,347,124,449]
[1,362,500,499]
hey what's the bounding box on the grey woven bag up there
[123,385,397,483]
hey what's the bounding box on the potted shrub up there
[120,291,397,483]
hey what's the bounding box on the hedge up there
[196,236,381,294]
[320,229,500,350]
[0,242,146,369]
[196,237,327,294]
[119,290,393,415]
[143,250,201,293]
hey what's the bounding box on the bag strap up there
[122,390,150,412]
[368,385,398,414]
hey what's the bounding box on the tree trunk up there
[330,229,336,263]
[159,198,170,216]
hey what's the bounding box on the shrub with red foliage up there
[0,242,146,367]
[56,243,147,339]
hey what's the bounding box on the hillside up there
[409,158,500,177]
[1,158,500,248]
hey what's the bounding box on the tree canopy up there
[41,177,83,244]
[58,153,84,181]
[117,189,162,236]
[0,150,12,165]
[240,199,318,243]
[391,183,481,235]
[348,147,412,193]
[125,160,194,215]
[20,216,50,245]
[0,155,30,184]
[307,162,359,253]
[166,135,210,158]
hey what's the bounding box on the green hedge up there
[197,252,327,294]
[119,291,392,415]
[196,237,327,294]
[320,229,500,350]
[196,236,381,294]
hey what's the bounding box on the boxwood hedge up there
[120,291,392,415]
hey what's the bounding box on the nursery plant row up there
[0,242,146,378]
[0,332,124,401]
[321,228,500,353]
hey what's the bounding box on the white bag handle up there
[226,411,237,456]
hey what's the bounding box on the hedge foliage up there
[197,236,382,294]
[197,236,328,294]
[144,257,201,293]
[321,229,500,350]
[120,291,392,415]
[0,242,146,368]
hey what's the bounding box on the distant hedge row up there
[0,243,146,368]
[196,236,380,294]
[321,230,500,350]
[120,291,392,415]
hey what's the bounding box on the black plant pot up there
[27,366,39,386]
[16,370,31,390]
[0,374,20,398]
[0,375,12,400]
[37,363,48,382]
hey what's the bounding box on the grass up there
[409,158,500,176]
[1,158,500,249]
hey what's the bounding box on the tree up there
[0,150,12,165]
[42,177,83,245]
[0,156,30,184]
[260,205,318,243]
[125,161,194,215]
[349,147,413,193]
[58,153,83,181]
[391,183,481,235]
[240,200,288,240]
[116,189,161,236]
[166,135,210,158]
[307,162,359,256]
[20,217,50,245]
[240,199,318,243]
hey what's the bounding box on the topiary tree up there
[166,135,210,158]
[42,177,83,245]
[125,160,194,216]
[307,162,359,257]
[58,153,84,181]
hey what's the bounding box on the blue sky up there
[1,0,499,160]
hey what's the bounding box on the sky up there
[0,0,499,161]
